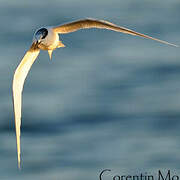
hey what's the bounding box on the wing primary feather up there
[12,43,40,169]
[53,18,178,47]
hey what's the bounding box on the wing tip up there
[18,160,21,170]
[170,43,179,48]
[160,41,179,48]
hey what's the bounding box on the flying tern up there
[12,18,178,169]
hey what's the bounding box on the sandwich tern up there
[12,18,178,169]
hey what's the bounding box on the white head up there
[33,27,60,52]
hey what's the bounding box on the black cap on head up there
[35,28,48,39]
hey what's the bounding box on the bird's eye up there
[36,28,48,39]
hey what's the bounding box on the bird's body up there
[12,18,178,169]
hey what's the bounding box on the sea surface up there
[0,0,180,179]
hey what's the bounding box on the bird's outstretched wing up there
[12,43,40,169]
[53,18,178,47]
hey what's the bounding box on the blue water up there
[0,0,180,179]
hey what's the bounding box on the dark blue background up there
[0,0,180,179]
